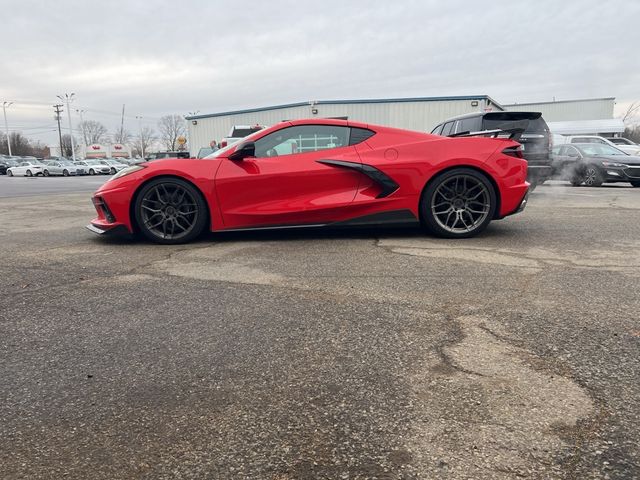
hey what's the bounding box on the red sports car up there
[87,119,529,244]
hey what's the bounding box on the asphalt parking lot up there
[1,179,639,479]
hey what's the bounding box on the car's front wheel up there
[89,169,95,175]
[63,169,69,176]
[421,168,497,238]
[8,170,13,177]
[43,170,50,177]
[134,178,208,244]
[583,166,603,187]
[26,170,33,177]
[110,167,116,174]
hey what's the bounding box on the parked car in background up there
[220,124,266,148]
[431,111,553,188]
[43,160,84,176]
[145,151,190,161]
[196,147,217,158]
[98,159,128,174]
[608,137,640,155]
[0,157,19,174]
[75,160,111,175]
[557,135,640,156]
[7,160,45,177]
[551,143,640,187]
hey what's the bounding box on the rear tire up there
[43,170,50,177]
[420,168,497,239]
[63,169,69,177]
[89,169,95,175]
[134,178,208,245]
[110,167,116,175]
[26,170,33,177]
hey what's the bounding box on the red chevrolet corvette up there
[87,118,529,244]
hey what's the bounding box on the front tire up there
[134,178,208,244]
[8,170,13,177]
[89,169,95,175]
[43,170,50,177]
[63,169,69,177]
[421,168,497,239]
[110,167,116,175]
[26,170,33,177]
[583,166,603,187]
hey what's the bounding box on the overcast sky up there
[1,0,639,145]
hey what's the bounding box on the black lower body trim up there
[329,209,419,228]
[86,224,131,236]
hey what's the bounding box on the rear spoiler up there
[448,119,530,141]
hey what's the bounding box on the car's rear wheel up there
[63,169,69,176]
[89,169,95,175]
[110,167,116,174]
[43,170,50,177]
[583,166,603,187]
[421,168,497,239]
[26,170,33,177]
[134,178,208,244]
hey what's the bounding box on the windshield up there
[575,143,628,156]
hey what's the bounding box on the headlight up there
[108,164,146,181]
[601,161,628,168]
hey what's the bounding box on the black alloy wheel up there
[583,166,603,187]
[421,168,497,238]
[134,178,208,244]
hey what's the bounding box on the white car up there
[609,137,640,156]
[7,161,44,177]
[558,135,639,156]
[75,160,111,175]
[98,159,128,174]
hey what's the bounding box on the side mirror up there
[228,141,255,161]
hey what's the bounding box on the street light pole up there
[2,101,13,156]
[76,109,86,146]
[57,93,76,161]
[136,115,144,159]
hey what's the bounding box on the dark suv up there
[431,111,553,186]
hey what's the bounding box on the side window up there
[254,125,350,158]
[441,122,455,136]
[349,127,375,145]
[431,124,444,135]
[458,117,480,134]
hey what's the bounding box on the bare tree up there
[158,114,186,151]
[79,120,108,144]
[132,126,156,157]
[61,134,79,158]
[621,101,640,124]
[113,126,132,145]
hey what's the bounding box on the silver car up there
[43,160,83,176]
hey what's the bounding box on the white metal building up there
[186,95,504,153]
[503,97,623,137]
[186,95,622,153]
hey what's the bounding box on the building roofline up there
[503,97,615,107]
[186,95,502,120]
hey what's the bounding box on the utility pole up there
[57,93,76,161]
[54,104,64,158]
[136,115,145,159]
[2,101,13,156]
[119,104,125,143]
[76,109,86,146]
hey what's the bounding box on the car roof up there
[287,118,369,129]
[437,111,543,124]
